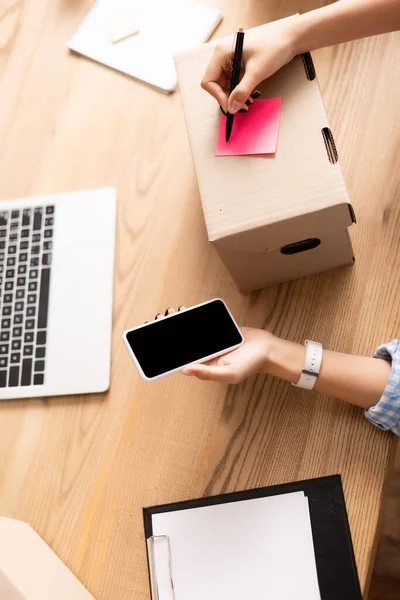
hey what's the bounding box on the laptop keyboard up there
[0,206,54,388]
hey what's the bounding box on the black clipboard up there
[143,474,362,600]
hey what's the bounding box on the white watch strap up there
[292,340,323,390]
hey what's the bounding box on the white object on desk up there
[150,491,321,600]
[67,0,223,92]
[0,517,95,599]
[107,1,141,43]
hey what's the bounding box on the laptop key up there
[11,210,20,219]
[32,233,41,243]
[21,229,29,238]
[0,213,7,226]
[14,314,23,324]
[44,229,53,238]
[19,253,28,262]
[12,340,21,351]
[20,241,29,250]
[42,253,52,266]
[1,319,11,328]
[23,345,33,356]
[0,357,7,368]
[44,241,52,250]
[46,206,54,215]
[22,209,31,226]
[5,282,13,290]
[28,282,37,291]
[33,207,43,230]
[0,371,6,387]
[2,306,11,316]
[37,331,46,345]
[15,301,24,311]
[11,353,20,364]
[8,366,19,387]
[16,289,25,299]
[0,344,9,355]
[0,332,10,341]
[7,257,16,266]
[26,306,35,317]
[38,268,50,329]
[34,373,44,385]
[30,258,39,267]
[25,319,34,329]
[35,346,45,358]
[34,360,45,372]
[24,332,34,343]
[13,327,22,337]
[21,359,32,386]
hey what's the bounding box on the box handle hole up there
[301,53,316,80]
[280,238,321,255]
[321,127,338,164]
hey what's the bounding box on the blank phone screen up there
[125,299,243,379]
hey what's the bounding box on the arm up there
[294,0,400,54]
[183,327,392,411]
[202,0,400,113]
[266,335,391,410]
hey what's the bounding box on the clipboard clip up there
[147,535,175,600]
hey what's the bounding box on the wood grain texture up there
[0,1,399,599]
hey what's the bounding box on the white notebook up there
[149,491,321,600]
[67,0,223,92]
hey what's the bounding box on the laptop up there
[0,188,116,399]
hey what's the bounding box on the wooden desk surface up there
[0,0,399,598]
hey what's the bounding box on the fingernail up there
[164,307,172,316]
[251,90,261,98]
[183,370,195,376]
[219,105,227,116]
[228,100,242,114]
[245,98,253,106]
[144,321,149,324]
[238,107,248,113]
[155,313,162,319]
[178,305,184,311]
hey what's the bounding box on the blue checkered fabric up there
[365,340,400,436]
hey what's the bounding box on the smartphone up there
[123,298,243,381]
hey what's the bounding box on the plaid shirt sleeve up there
[364,340,400,436]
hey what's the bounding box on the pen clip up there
[147,535,175,600]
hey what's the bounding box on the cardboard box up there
[174,41,356,291]
[0,517,95,600]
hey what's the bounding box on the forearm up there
[291,0,400,54]
[266,335,391,409]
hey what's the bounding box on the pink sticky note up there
[216,98,282,156]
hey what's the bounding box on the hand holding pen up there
[201,19,297,116]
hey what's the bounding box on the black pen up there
[226,28,245,143]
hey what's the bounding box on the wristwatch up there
[292,340,323,390]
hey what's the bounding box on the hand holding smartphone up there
[123,299,243,381]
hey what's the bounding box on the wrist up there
[265,336,305,383]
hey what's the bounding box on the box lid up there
[0,517,95,600]
[174,39,354,247]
